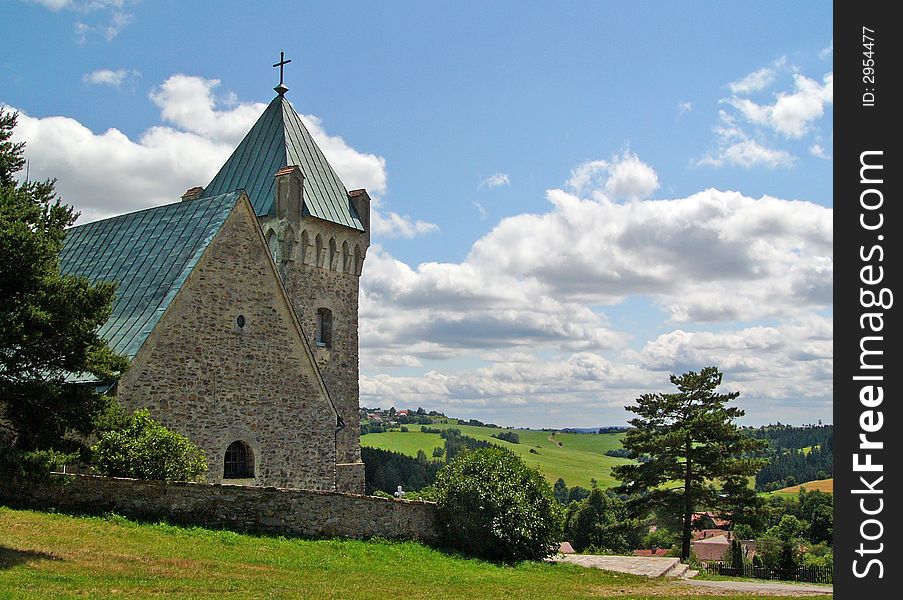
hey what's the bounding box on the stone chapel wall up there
[2,474,438,542]
[116,200,337,491]
[260,212,367,493]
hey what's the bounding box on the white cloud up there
[677,101,693,117]
[7,74,395,225]
[809,144,830,160]
[473,201,487,219]
[819,40,833,60]
[567,152,658,201]
[29,0,136,42]
[698,56,833,170]
[358,166,832,392]
[479,172,510,188]
[729,66,777,95]
[697,139,794,169]
[82,68,137,87]
[725,72,833,139]
[370,209,439,239]
[30,0,72,9]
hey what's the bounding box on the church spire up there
[273,50,291,95]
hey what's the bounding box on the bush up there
[91,409,207,482]
[433,446,562,561]
[0,445,76,482]
[491,431,520,444]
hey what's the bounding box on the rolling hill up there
[362,421,630,489]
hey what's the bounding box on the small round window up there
[236,315,246,328]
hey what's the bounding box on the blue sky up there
[2,1,833,428]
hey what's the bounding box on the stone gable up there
[116,197,338,490]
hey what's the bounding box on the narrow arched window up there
[299,230,309,264]
[341,241,351,273]
[315,233,324,268]
[353,244,363,275]
[266,229,279,262]
[328,238,338,271]
[316,308,333,347]
[224,441,254,478]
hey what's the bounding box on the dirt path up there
[681,578,832,596]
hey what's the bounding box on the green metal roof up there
[199,94,364,230]
[59,192,243,360]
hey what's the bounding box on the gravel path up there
[681,578,832,595]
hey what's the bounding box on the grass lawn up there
[363,423,631,488]
[0,507,823,599]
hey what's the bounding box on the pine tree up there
[612,367,767,560]
[0,109,128,460]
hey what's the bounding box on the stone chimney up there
[274,165,304,218]
[181,186,204,201]
[348,189,371,242]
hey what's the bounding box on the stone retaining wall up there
[1,474,437,542]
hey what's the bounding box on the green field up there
[362,422,630,488]
[0,507,820,599]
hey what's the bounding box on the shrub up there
[92,409,207,482]
[433,446,562,561]
[0,445,76,482]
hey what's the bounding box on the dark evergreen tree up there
[612,367,767,560]
[0,109,128,463]
[553,477,569,505]
[568,488,637,553]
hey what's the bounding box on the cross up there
[273,51,292,86]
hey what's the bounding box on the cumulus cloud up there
[567,152,659,201]
[479,172,510,188]
[677,101,693,117]
[82,68,138,87]
[726,72,833,139]
[361,316,833,423]
[8,74,433,232]
[819,40,833,60]
[359,164,833,405]
[697,54,832,170]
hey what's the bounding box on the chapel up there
[60,65,370,493]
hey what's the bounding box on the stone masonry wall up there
[1,474,437,542]
[260,213,368,492]
[117,199,338,491]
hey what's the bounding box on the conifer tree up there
[613,366,767,560]
[0,109,128,460]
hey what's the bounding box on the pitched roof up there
[199,94,364,230]
[60,192,243,360]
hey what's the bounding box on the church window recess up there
[341,241,351,273]
[316,308,333,347]
[266,229,279,262]
[328,238,338,271]
[224,441,254,478]
[315,234,324,268]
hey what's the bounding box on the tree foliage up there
[361,446,442,495]
[612,367,767,560]
[433,446,562,561]
[566,488,638,554]
[0,109,128,463]
[92,409,207,482]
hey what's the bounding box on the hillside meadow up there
[362,422,631,488]
[0,507,824,599]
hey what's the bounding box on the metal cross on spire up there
[273,50,292,95]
